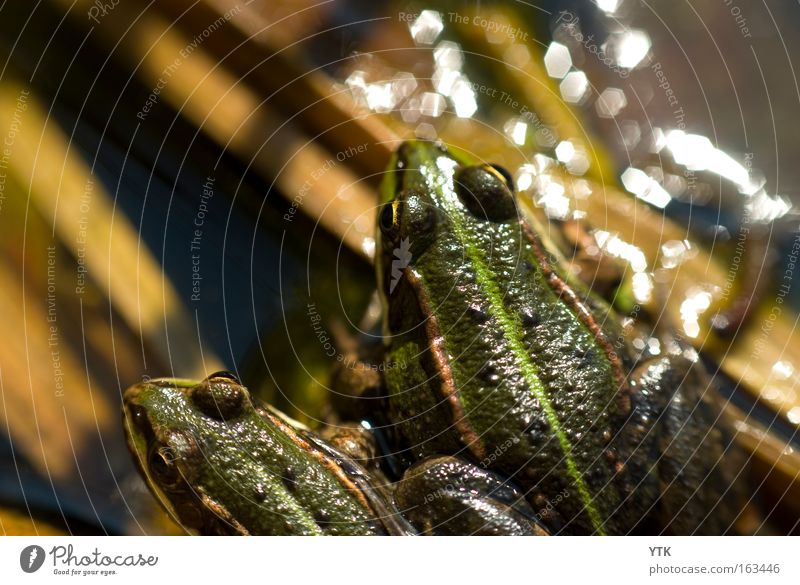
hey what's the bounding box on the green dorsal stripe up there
[438,182,606,535]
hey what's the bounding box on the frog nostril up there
[128,404,148,428]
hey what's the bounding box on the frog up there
[123,372,546,535]
[124,140,747,536]
[369,140,745,535]
[122,372,409,535]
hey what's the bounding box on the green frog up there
[124,141,746,535]
[372,140,744,535]
[124,372,545,535]
[123,372,407,535]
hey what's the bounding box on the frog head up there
[123,373,395,535]
[375,140,517,328]
[123,372,253,533]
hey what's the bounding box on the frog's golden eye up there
[487,164,515,191]
[149,444,181,488]
[455,165,518,222]
[379,201,397,233]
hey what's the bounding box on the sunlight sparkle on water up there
[420,92,446,117]
[746,190,791,222]
[595,0,622,14]
[434,41,464,69]
[450,78,478,117]
[772,360,795,380]
[555,140,576,163]
[559,71,589,104]
[666,131,751,188]
[515,162,548,192]
[660,240,697,269]
[607,30,651,69]
[632,272,653,303]
[594,230,648,273]
[410,10,443,45]
[532,175,570,219]
[596,88,627,118]
[391,72,417,101]
[504,118,528,145]
[544,42,572,79]
[680,288,713,339]
[361,237,375,259]
[621,167,671,208]
[433,68,460,95]
[365,82,396,113]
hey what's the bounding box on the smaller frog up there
[124,373,545,535]
[123,372,404,535]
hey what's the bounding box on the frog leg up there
[328,303,385,420]
[394,456,549,536]
[319,423,378,467]
[620,353,746,534]
[198,492,250,535]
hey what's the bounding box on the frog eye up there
[207,371,240,384]
[192,375,248,420]
[148,445,181,488]
[379,194,437,259]
[455,165,518,222]
[379,201,397,234]
[488,164,515,191]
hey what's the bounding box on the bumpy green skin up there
[394,456,549,536]
[376,141,743,535]
[123,375,396,535]
[621,357,745,534]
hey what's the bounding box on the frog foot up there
[328,318,385,419]
[394,456,550,536]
